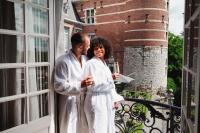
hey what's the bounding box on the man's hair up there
[71,32,88,48]
[87,36,112,59]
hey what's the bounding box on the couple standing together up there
[53,32,124,133]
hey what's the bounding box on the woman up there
[82,37,123,133]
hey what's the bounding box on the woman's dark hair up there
[87,36,112,59]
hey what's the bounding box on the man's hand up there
[81,76,94,88]
[112,73,120,80]
[113,102,120,109]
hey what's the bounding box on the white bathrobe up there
[54,50,88,133]
[82,57,124,133]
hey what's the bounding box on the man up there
[53,32,93,133]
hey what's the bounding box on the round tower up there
[123,0,169,91]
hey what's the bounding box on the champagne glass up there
[113,62,120,74]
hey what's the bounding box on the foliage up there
[168,32,183,91]
[167,77,177,93]
[120,89,152,133]
[122,90,152,100]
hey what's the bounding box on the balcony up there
[115,98,181,133]
[115,85,181,133]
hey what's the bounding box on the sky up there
[168,0,185,35]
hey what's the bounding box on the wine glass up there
[113,62,120,74]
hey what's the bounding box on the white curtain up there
[26,5,40,121]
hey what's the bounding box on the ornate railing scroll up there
[115,98,181,133]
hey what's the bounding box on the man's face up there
[82,36,90,55]
[74,44,84,56]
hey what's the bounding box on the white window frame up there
[85,8,95,24]
[63,23,74,53]
[0,0,55,132]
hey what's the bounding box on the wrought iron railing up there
[115,98,181,133]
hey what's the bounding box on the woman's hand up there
[113,102,120,109]
[81,76,94,88]
[112,73,120,80]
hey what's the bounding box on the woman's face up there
[93,44,105,59]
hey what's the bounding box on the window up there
[0,0,53,132]
[86,9,95,24]
[88,33,96,39]
[64,27,71,51]
[181,0,200,132]
[73,28,82,33]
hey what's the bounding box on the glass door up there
[0,0,54,132]
[182,0,200,132]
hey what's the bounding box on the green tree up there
[167,77,177,92]
[167,32,183,92]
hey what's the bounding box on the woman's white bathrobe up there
[54,50,88,133]
[83,57,124,133]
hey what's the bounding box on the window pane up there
[27,5,49,34]
[87,18,90,23]
[30,0,48,8]
[0,34,25,63]
[0,68,25,98]
[91,9,94,16]
[91,18,94,23]
[29,66,48,92]
[64,27,71,51]
[182,70,187,106]
[87,10,90,16]
[0,0,24,32]
[189,75,196,123]
[0,98,27,131]
[184,28,189,66]
[28,37,49,62]
[29,93,49,121]
[191,45,198,73]
[191,20,199,73]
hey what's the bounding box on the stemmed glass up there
[113,62,120,74]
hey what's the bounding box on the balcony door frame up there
[181,0,200,132]
[0,0,55,132]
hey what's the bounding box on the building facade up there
[57,0,84,57]
[73,0,169,90]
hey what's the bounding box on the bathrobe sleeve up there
[110,86,124,102]
[54,61,81,95]
[107,68,124,102]
[82,61,111,90]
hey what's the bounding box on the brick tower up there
[73,0,169,90]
